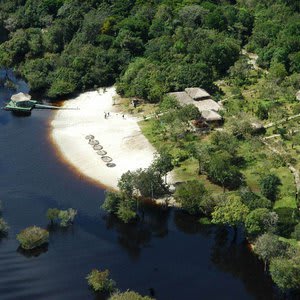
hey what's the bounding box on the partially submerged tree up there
[16,226,49,250]
[46,208,77,227]
[109,290,154,300]
[86,269,116,293]
[253,233,286,270]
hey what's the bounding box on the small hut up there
[201,110,223,127]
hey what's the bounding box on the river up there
[0,70,281,300]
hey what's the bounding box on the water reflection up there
[103,202,171,260]
[17,245,48,258]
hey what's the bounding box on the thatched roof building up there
[168,88,223,124]
[201,110,222,121]
[185,88,211,101]
[194,99,221,112]
[168,92,193,105]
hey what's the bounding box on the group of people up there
[104,112,125,119]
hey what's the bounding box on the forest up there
[0,0,297,100]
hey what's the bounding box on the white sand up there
[50,87,156,189]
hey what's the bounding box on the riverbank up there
[50,87,156,189]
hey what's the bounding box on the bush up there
[109,290,154,300]
[0,218,9,235]
[86,269,116,293]
[16,226,49,250]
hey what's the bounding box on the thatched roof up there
[201,110,222,121]
[11,92,31,102]
[194,99,221,112]
[296,90,300,101]
[168,92,193,105]
[185,88,210,100]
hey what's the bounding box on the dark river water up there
[0,70,280,300]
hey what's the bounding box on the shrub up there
[16,226,49,250]
[109,290,154,300]
[0,218,9,235]
[86,269,116,293]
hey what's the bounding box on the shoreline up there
[50,87,156,190]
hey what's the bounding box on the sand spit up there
[50,87,156,189]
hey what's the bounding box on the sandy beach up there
[50,87,156,189]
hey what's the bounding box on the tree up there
[46,208,77,227]
[212,196,249,228]
[102,192,122,214]
[174,180,209,215]
[240,187,272,210]
[109,290,154,300]
[207,152,243,191]
[151,151,173,183]
[245,208,278,237]
[86,269,116,293]
[253,233,285,270]
[16,226,49,250]
[117,200,137,224]
[46,208,60,224]
[259,174,281,201]
[269,257,300,291]
[58,208,77,227]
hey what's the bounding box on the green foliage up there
[46,208,77,227]
[109,290,154,300]
[240,187,272,210]
[206,151,244,190]
[86,269,116,293]
[212,196,249,227]
[102,192,122,214]
[253,233,286,265]
[46,208,60,223]
[174,180,208,215]
[259,174,281,201]
[116,200,137,224]
[245,208,278,237]
[269,257,300,291]
[16,226,49,250]
[0,218,9,235]
[58,208,77,227]
[291,223,300,240]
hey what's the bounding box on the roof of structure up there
[194,99,221,112]
[201,110,222,121]
[185,87,210,100]
[168,92,194,105]
[11,92,31,102]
